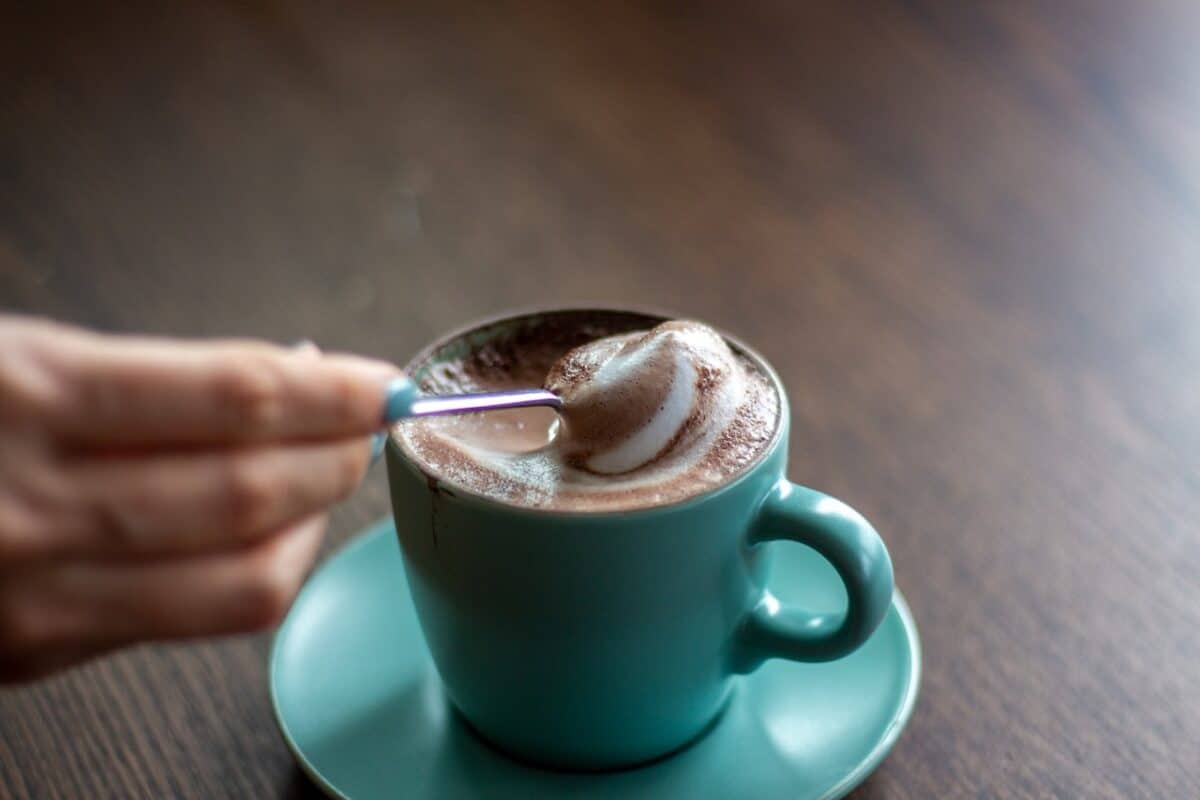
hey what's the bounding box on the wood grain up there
[2,1,1199,797]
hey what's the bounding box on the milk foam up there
[396,317,779,512]
[547,321,747,475]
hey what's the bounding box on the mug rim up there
[386,305,790,519]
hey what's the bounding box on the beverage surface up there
[394,316,779,511]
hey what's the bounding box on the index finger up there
[28,325,401,447]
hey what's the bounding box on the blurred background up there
[2,2,1199,798]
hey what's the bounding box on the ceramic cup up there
[384,308,894,770]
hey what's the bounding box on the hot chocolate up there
[394,311,780,511]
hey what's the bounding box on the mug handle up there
[732,479,894,672]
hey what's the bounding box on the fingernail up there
[383,375,420,423]
[291,339,321,355]
[370,432,387,464]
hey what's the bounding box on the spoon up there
[383,376,562,422]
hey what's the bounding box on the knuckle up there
[0,332,66,423]
[214,361,283,430]
[0,499,47,562]
[223,459,279,532]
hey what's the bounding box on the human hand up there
[0,315,399,682]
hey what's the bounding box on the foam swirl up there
[545,320,746,474]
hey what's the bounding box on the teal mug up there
[385,309,894,770]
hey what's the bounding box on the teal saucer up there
[270,519,920,800]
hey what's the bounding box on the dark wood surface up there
[3,1,1199,797]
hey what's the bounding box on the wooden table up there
[3,2,1198,797]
